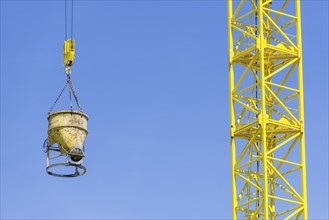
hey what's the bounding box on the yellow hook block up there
[63,39,75,67]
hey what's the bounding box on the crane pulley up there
[63,39,75,71]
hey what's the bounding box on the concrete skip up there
[47,110,88,162]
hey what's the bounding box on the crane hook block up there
[63,39,75,67]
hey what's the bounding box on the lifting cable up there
[48,75,83,114]
[245,1,260,216]
[255,0,260,212]
[48,0,83,114]
[65,0,74,40]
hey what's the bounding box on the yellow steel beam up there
[284,207,304,220]
[235,8,257,22]
[232,0,246,19]
[228,1,237,219]
[266,81,300,93]
[267,156,301,167]
[250,200,264,219]
[233,98,258,114]
[263,12,297,50]
[273,181,294,197]
[235,128,261,166]
[267,195,303,205]
[265,85,299,124]
[237,196,262,208]
[281,167,301,177]
[276,137,299,171]
[267,162,303,202]
[263,8,297,20]
[236,157,262,170]
[296,1,308,218]
[267,132,300,155]
[235,82,258,95]
[236,172,263,193]
[237,183,248,203]
[257,1,270,217]
[273,0,289,23]
[275,62,297,96]
[275,205,302,217]
[265,58,298,80]
[233,51,259,92]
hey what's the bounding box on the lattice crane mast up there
[228,0,308,218]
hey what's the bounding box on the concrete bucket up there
[47,110,88,162]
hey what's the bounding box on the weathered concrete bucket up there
[44,110,88,177]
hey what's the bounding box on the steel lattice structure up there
[228,0,308,219]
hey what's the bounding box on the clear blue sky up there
[1,1,328,219]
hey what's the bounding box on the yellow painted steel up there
[63,39,75,68]
[48,110,88,155]
[228,0,308,219]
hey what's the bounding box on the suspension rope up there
[69,90,73,110]
[71,0,74,39]
[48,75,83,114]
[65,0,67,39]
[64,0,74,40]
[67,75,83,112]
[255,0,260,214]
[48,80,69,114]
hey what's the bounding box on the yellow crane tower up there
[228,0,308,219]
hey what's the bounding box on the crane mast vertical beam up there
[295,1,308,218]
[228,2,237,219]
[228,0,308,219]
[258,2,269,218]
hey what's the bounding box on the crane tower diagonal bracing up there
[228,0,308,219]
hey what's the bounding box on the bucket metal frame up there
[44,139,86,177]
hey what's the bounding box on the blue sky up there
[1,0,328,219]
